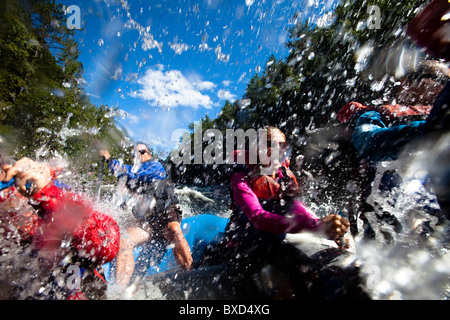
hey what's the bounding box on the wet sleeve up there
[164,204,183,224]
[0,179,15,192]
[352,111,426,162]
[231,172,320,234]
[107,159,135,179]
[136,162,167,183]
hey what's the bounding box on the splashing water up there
[1,0,449,301]
[1,143,449,299]
[354,134,450,300]
[35,113,100,162]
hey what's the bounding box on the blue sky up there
[57,0,338,156]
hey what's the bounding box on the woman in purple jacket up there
[203,127,351,299]
[225,127,349,254]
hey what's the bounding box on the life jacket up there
[249,161,299,200]
[224,151,300,253]
[228,150,299,200]
[336,101,432,124]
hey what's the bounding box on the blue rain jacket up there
[107,159,167,184]
[352,111,426,163]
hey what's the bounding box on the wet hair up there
[0,152,10,178]
[0,152,12,166]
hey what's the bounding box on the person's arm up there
[352,111,426,162]
[107,158,135,179]
[162,203,192,270]
[107,160,167,183]
[100,149,136,179]
[232,172,349,241]
[3,158,120,264]
[2,157,52,196]
[231,172,321,234]
[165,221,193,270]
[135,161,167,183]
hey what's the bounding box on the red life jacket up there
[228,150,299,200]
[249,163,299,200]
[336,101,432,124]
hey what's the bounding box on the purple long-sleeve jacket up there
[230,172,321,235]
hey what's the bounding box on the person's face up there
[136,144,151,162]
[259,130,288,169]
[266,131,287,160]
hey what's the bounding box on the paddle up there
[96,157,105,200]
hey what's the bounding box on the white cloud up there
[217,89,237,102]
[120,108,196,157]
[193,80,216,91]
[134,67,214,109]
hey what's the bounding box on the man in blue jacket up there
[100,143,192,297]
[406,0,450,223]
[104,143,167,187]
[336,62,449,243]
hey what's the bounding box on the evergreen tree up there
[169,0,433,187]
[0,0,126,186]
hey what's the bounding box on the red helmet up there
[72,212,120,265]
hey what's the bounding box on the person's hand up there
[99,149,111,161]
[319,214,350,248]
[2,157,52,196]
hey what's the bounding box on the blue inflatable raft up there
[101,213,367,300]
[102,214,229,282]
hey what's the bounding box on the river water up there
[102,161,450,300]
[0,146,449,300]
